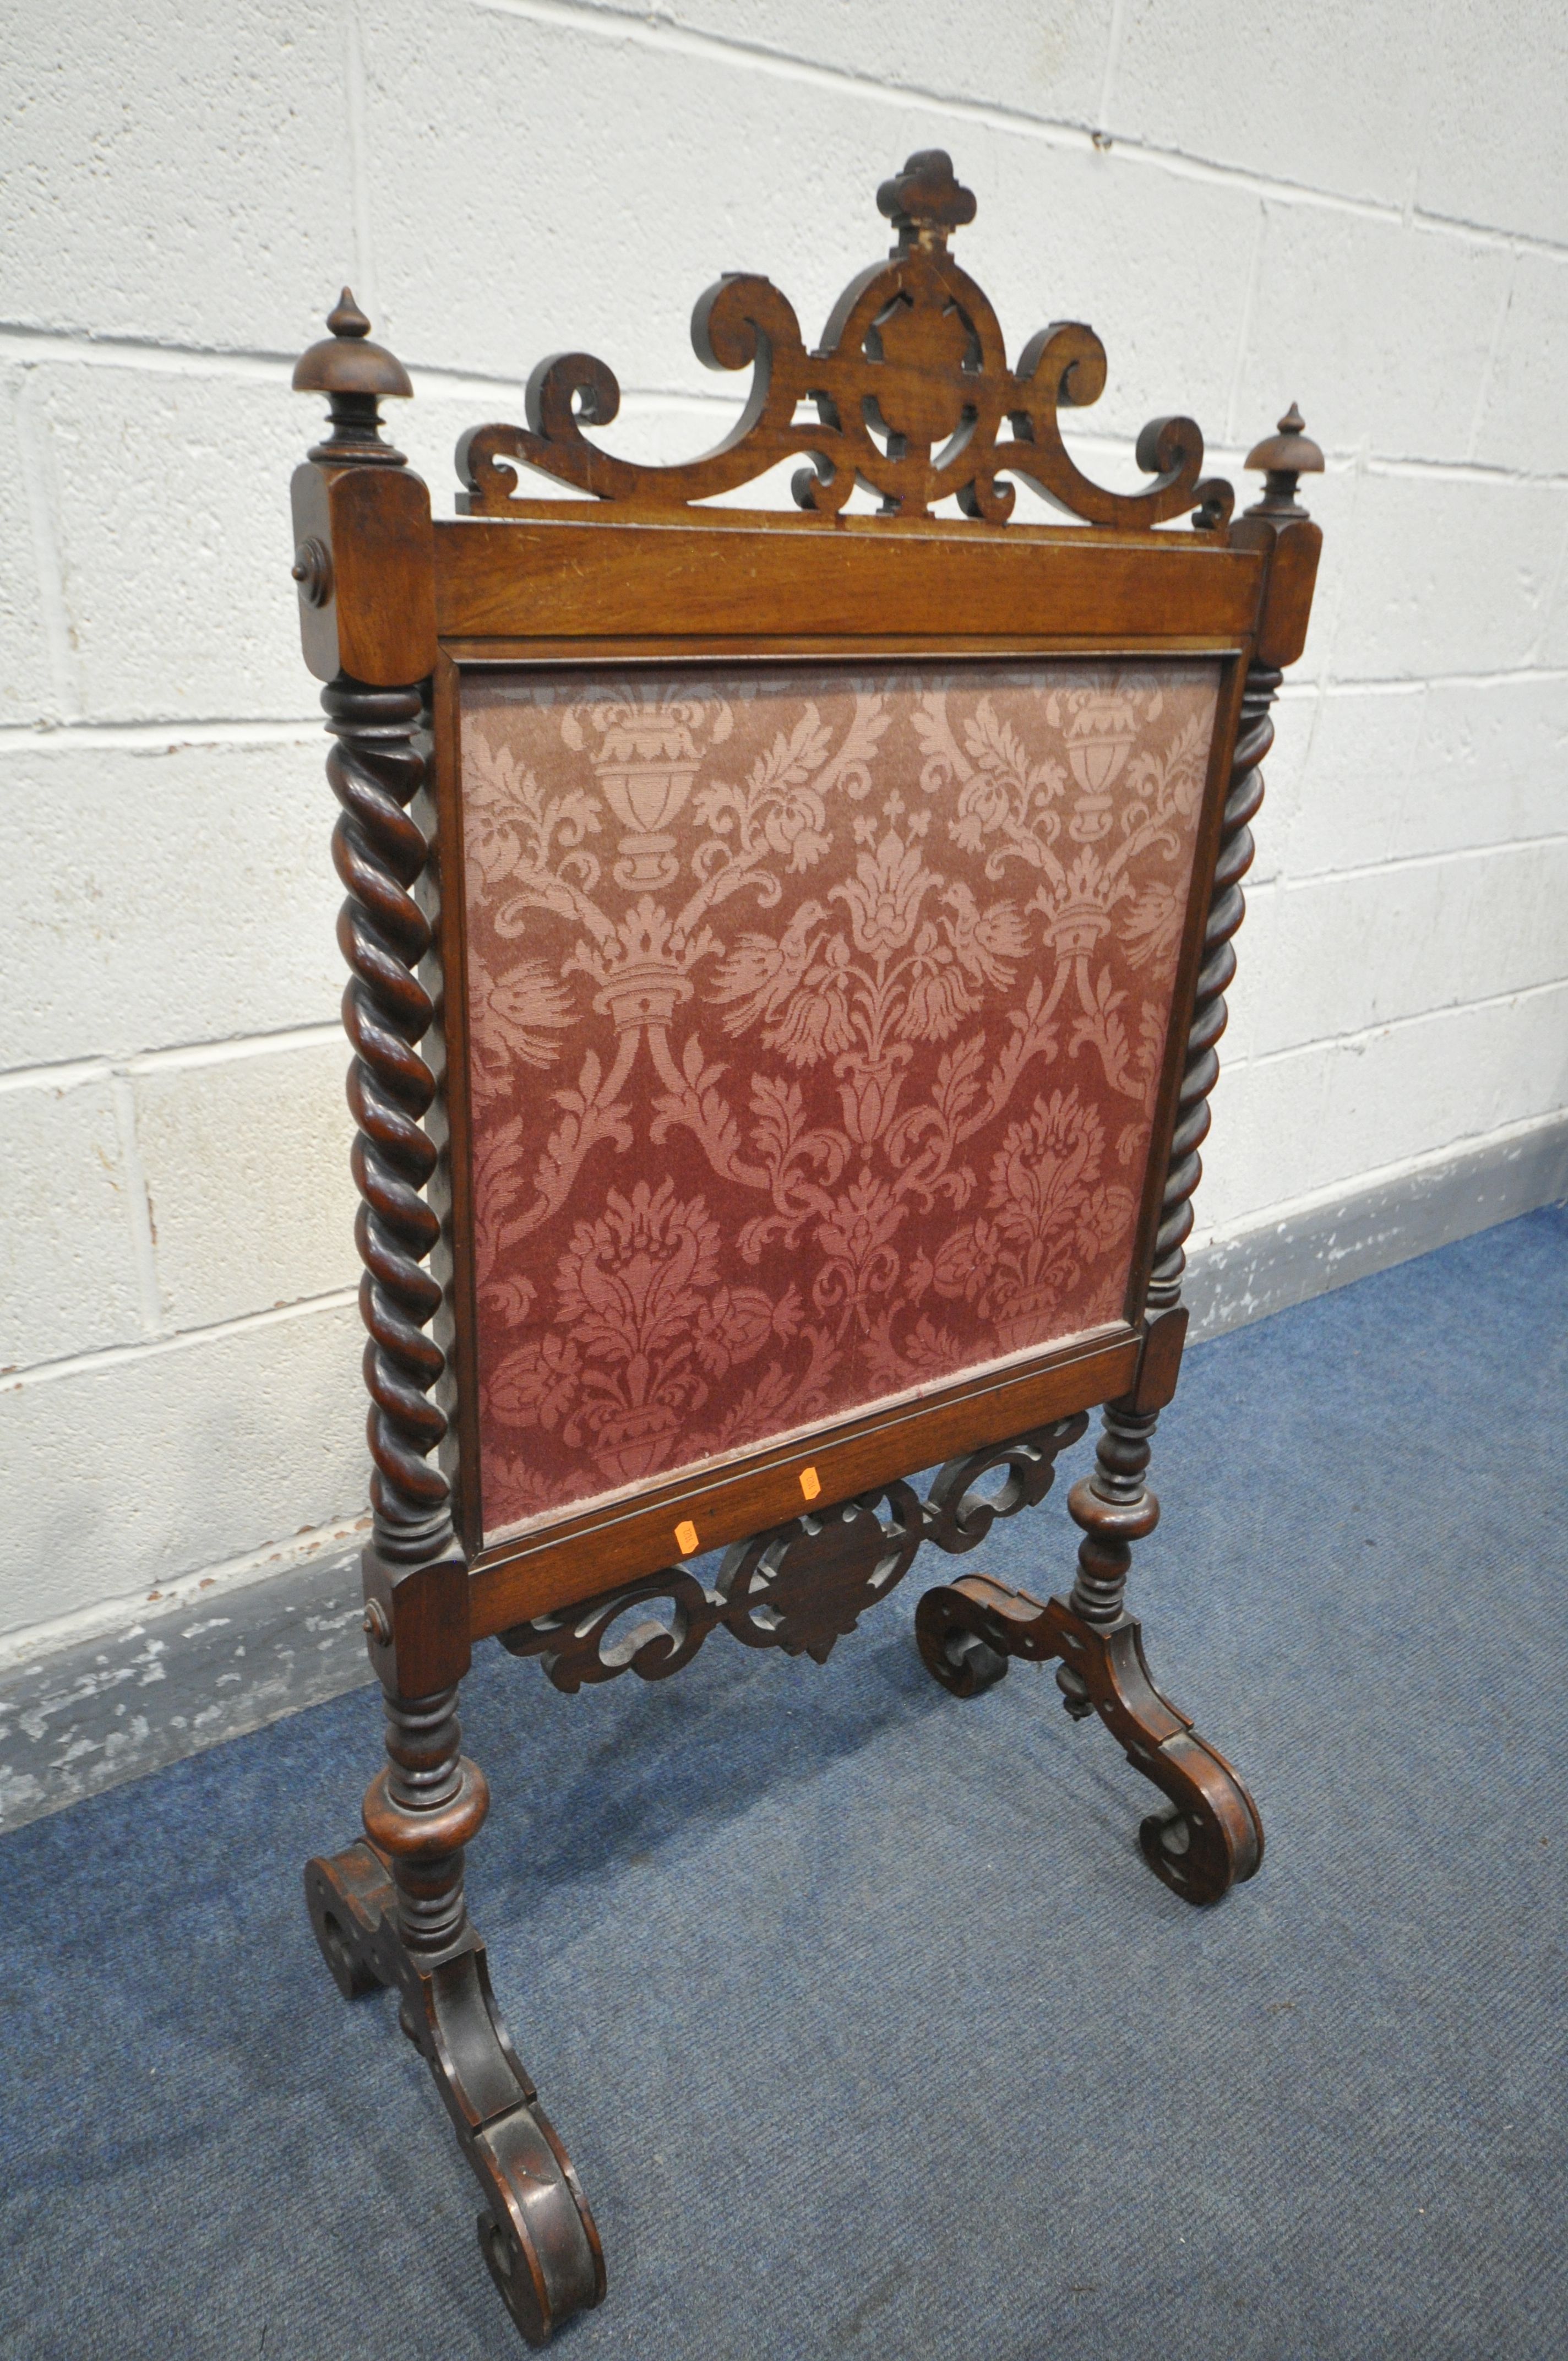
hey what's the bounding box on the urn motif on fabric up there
[459,659,1219,1539]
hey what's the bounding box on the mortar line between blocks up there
[1275,828,1568,890]
[108,1074,165,1338]
[1223,202,1268,448]
[1095,0,1125,137]
[0,1514,373,1672]
[1527,507,1568,670]
[1,1289,361,1393]
[1244,973,1568,1071]
[0,716,323,755]
[124,1025,346,1076]
[467,0,1568,258]
[1382,681,1433,864]
[1311,444,1367,689]
[1465,249,1518,464]
[1320,667,1568,694]
[0,1057,115,1100]
[2,1026,345,1094]
[1194,1104,1568,1253]
[1,663,1562,769]
[342,0,378,319]
[11,370,81,723]
[2,323,1565,492]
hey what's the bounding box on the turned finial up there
[293,286,411,465]
[1244,402,1324,518]
[325,288,372,340]
[876,150,977,251]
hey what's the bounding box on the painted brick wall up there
[4,1,1566,1650]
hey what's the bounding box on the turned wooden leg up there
[1060,1399,1264,1903]
[913,653,1282,1902]
[299,654,604,2343]
[304,1675,605,2344]
[916,1396,1264,1907]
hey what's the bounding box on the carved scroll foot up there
[303,1841,606,2344]
[1060,1607,1265,1907]
[914,1575,1264,1906]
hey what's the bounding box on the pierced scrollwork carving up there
[458,150,1232,533]
[498,1413,1088,1691]
[920,1421,1088,1552]
[503,1566,718,1696]
[721,1488,925,1663]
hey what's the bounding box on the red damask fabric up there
[459,659,1218,1541]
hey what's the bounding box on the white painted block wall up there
[3,1,1566,1651]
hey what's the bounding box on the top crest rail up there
[453,149,1235,532]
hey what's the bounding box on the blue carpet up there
[3,1207,1565,2360]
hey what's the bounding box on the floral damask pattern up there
[459,660,1218,1539]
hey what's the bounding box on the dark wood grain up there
[304,1823,605,2342]
[1121,646,1253,1320]
[905,605,1291,1912]
[1233,405,1325,666]
[433,515,1266,645]
[291,290,437,686]
[1146,654,1281,1313]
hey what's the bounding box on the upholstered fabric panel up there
[458,659,1219,1541]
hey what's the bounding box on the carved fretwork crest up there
[459,151,1233,532]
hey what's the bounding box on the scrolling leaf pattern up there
[458,150,1234,530]
[461,660,1216,1539]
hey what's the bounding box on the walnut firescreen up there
[291,141,1324,2347]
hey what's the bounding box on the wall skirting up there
[1183,1113,1568,1341]
[4,1111,1565,1835]
[0,1544,366,1834]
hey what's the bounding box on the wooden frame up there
[288,152,1322,2344]
[438,636,1246,1622]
